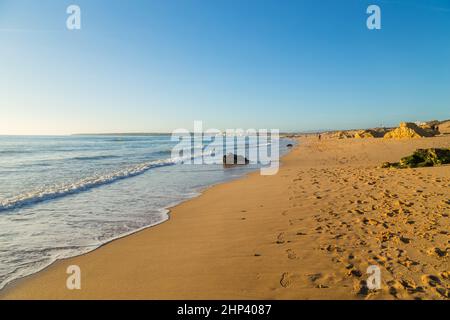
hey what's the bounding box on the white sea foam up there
[0,141,273,213]
[0,158,177,212]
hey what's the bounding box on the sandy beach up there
[1,136,449,300]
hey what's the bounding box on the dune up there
[384,122,434,139]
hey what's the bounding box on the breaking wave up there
[0,158,177,213]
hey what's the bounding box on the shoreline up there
[1,136,449,299]
[0,142,295,296]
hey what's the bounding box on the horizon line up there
[1,118,448,137]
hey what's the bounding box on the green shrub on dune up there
[382,148,450,169]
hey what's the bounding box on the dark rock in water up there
[287,144,293,148]
[382,148,450,169]
[223,153,250,166]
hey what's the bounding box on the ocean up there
[0,134,292,289]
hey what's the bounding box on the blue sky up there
[1,0,449,134]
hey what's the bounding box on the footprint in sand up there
[420,275,449,298]
[435,287,450,298]
[354,280,374,298]
[286,249,298,259]
[387,281,401,298]
[276,232,285,244]
[399,278,425,295]
[427,247,448,258]
[421,274,442,288]
[307,273,322,283]
[347,269,363,278]
[280,272,294,288]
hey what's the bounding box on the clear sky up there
[1,0,449,134]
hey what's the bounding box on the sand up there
[1,136,449,300]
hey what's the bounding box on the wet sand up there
[1,136,449,299]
